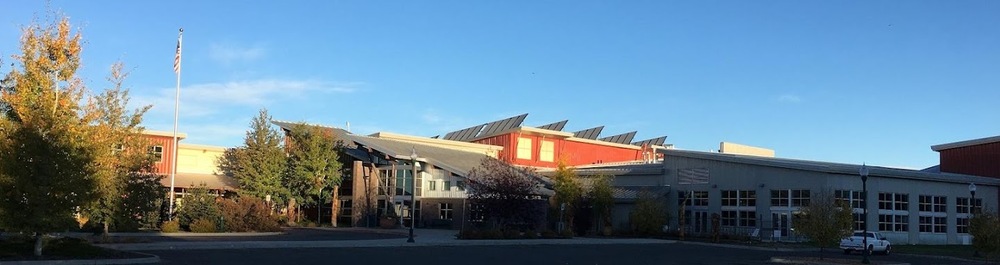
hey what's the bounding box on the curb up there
[677,241,814,252]
[1,253,160,265]
[61,231,285,237]
[103,238,674,251]
[770,256,910,265]
[894,252,980,263]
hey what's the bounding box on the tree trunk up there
[102,222,110,243]
[331,185,339,227]
[33,232,43,257]
[287,198,297,224]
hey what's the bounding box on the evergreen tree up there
[219,109,288,206]
[284,123,342,224]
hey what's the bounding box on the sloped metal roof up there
[599,131,637,144]
[161,173,239,191]
[348,134,491,177]
[479,113,528,138]
[443,124,486,141]
[537,120,569,131]
[632,136,667,147]
[663,149,1000,186]
[573,126,604,140]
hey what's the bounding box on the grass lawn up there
[0,236,150,261]
[893,244,982,260]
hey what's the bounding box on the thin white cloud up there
[776,94,802,103]
[209,42,266,64]
[422,109,443,124]
[132,79,363,118]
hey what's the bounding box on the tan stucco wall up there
[177,144,226,174]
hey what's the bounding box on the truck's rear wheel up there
[867,245,874,256]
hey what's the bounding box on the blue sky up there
[3,1,999,169]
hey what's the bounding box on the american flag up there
[173,31,182,74]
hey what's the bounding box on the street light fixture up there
[970,183,977,214]
[860,163,870,264]
[970,182,979,257]
[408,148,419,243]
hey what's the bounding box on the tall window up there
[878,193,909,211]
[722,190,756,206]
[721,190,756,227]
[918,195,946,213]
[539,140,555,162]
[428,180,437,191]
[516,137,532,160]
[957,217,970,234]
[771,190,789,207]
[721,211,737,226]
[836,190,865,231]
[678,191,709,206]
[444,180,452,191]
[957,197,982,214]
[792,190,810,207]
[439,203,453,220]
[456,180,465,191]
[878,214,908,232]
[918,216,946,233]
[771,189,809,207]
[150,145,164,162]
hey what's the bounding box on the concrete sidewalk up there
[102,228,673,251]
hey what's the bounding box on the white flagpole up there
[168,28,183,219]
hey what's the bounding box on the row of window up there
[692,189,981,213]
[516,137,555,162]
[427,180,466,191]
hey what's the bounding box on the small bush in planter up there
[160,220,180,233]
[190,218,217,233]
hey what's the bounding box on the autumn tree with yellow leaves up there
[0,15,156,255]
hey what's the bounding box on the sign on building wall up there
[678,168,710,184]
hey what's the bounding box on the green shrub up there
[457,229,480,239]
[176,184,221,230]
[160,220,180,233]
[482,229,503,239]
[523,229,538,239]
[630,190,667,236]
[503,229,521,239]
[560,229,575,238]
[190,218,217,233]
[218,197,281,232]
[541,230,558,238]
[304,221,317,228]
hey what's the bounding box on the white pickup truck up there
[840,231,891,255]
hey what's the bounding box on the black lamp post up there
[860,163,870,264]
[971,182,978,257]
[363,167,372,228]
[407,148,419,243]
[970,183,977,214]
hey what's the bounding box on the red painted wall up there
[146,134,180,175]
[940,141,1000,178]
[474,132,646,168]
